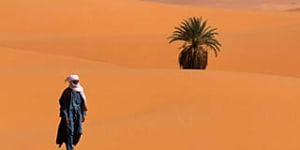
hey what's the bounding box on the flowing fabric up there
[56,87,87,148]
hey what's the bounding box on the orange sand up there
[1,0,300,150]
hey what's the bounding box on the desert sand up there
[1,0,300,149]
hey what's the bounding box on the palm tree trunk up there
[200,51,208,69]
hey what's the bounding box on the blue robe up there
[56,87,87,148]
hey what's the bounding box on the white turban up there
[65,74,80,82]
[65,74,87,104]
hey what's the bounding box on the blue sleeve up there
[82,110,87,116]
[80,94,88,116]
[59,89,69,118]
[60,109,68,118]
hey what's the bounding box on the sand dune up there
[1,0,300,76]
[144,0,300,10]
[1,0,300,149]
[2,49,300,149]
[286,7,300,11]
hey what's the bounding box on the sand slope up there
[1,0,300,150]
[2,46,300,150]
[0,0,300,76]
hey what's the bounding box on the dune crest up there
[142,0,300,10]
[1,0,300,76]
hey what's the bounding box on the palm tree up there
[168,17,221,69]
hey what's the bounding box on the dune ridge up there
[1,0,300,76]
[286,7,300,11]
[142,0,300,10]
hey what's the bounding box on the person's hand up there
[82,115,85,123]
[65,117,70,124]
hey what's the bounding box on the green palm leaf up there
[169,17,222,69]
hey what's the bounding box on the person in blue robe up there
[56,75,88,150]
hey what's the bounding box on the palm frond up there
[169,16,222,69]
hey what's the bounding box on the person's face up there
[72,80,79,85]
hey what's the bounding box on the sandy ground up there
[1,0,300,150]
